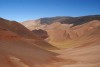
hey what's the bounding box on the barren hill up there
[0,18,57,50]
[0,28,59,67]
[0,18,61,67]
[0,18,39,39]
[54,26,100,67]
[21,15,100,47]
[1,15,100,67]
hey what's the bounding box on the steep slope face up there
[0,18,39,39]
[73,26,100,48]
[45,22,74,42]
[45,20,99,46]
[71,20,100,36]
[0,18,58,50]
[59,24,100,48]
[0,25,60,67]
[0,28,20,40]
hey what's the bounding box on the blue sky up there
[0,0,100,22]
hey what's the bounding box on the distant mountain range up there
[38,15,100,25]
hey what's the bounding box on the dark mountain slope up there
[39,15,100,25]
[0,18,39,39]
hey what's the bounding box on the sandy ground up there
[0,18,100,67]
[52,44,100,67]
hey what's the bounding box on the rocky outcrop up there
[32,29,48,39]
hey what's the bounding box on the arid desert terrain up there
[0,15,100,67]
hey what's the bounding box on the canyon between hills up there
[0,15,100,67]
